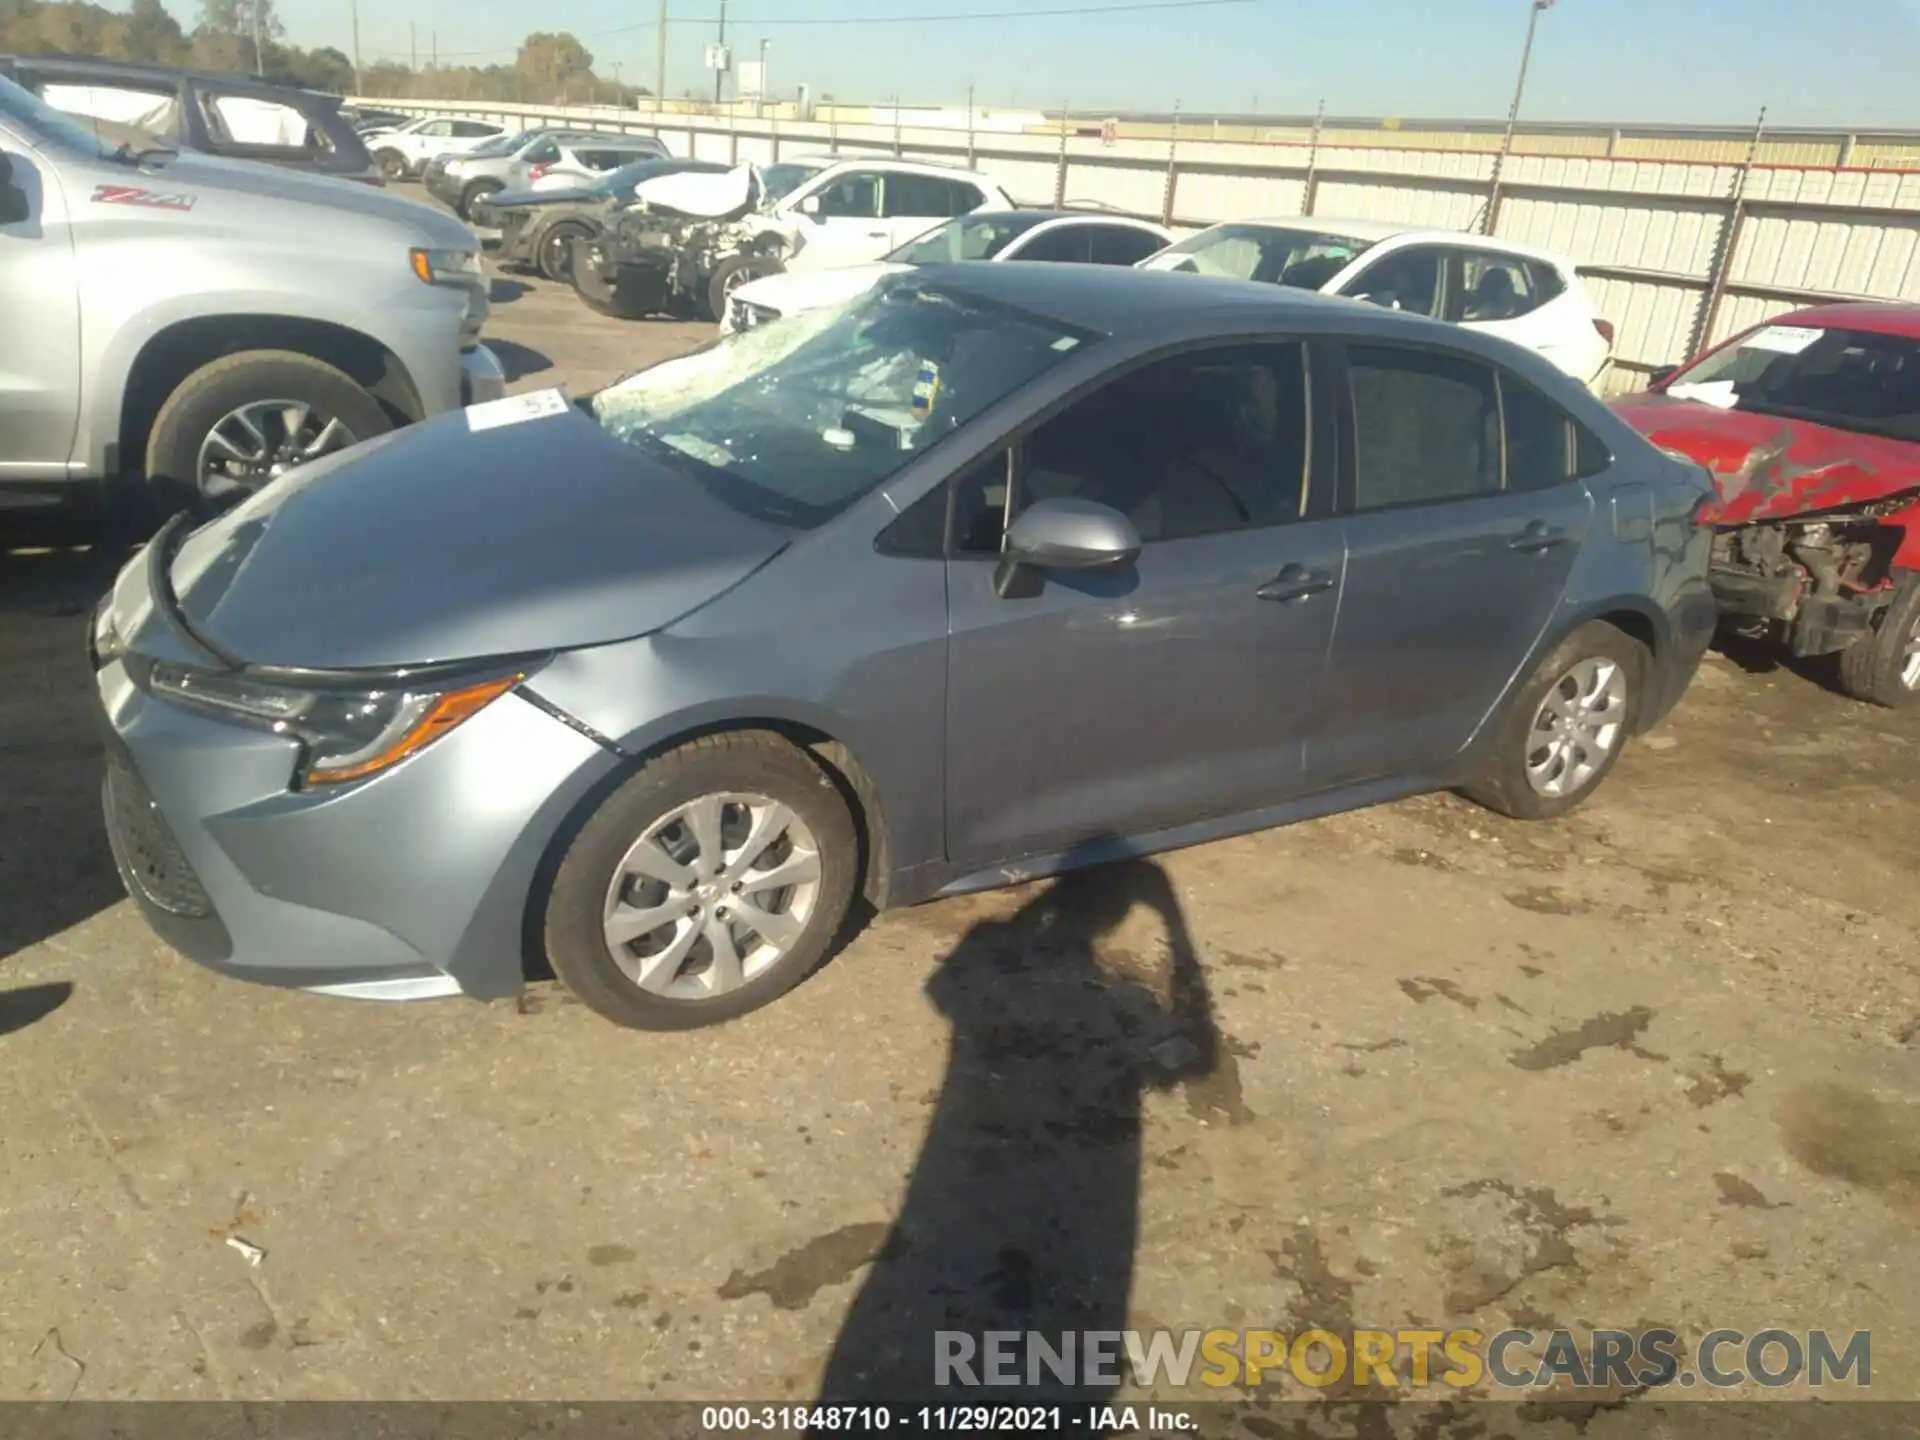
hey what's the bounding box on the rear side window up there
[1012,225,1092,262]
[1346,344,1500,510]
[883,173,958,218]
[452,120,499,138]
[1089,226,1166,266]
[814,171,881,218]
[199,93,316,152]
[1500,375,1573,491]
[1447,252,1541,324]
[524,139,561,163]
[1528,261,1567,304]
[948,181,986,213]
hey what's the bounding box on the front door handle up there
[1508,520,1570,553]
[1256,563,1336,603]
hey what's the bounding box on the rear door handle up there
[1508,520,1570,553]
[1256,563,1336,603]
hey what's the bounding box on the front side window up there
[890,213,1050,264]
[0,76,162,158]
[812,171,881,218]
[992,342,1312,548]
[1089,226,1166,266]
[591,277,1091,529]
[35,80,181,147]
[1007,225,1091,263]
[1664,323,1920,444]
[1344,246,1444,318]
[418,119,455,137]
[1346,344,1499,510]
[1447,252,1540,324]
[1143,224,1374,288]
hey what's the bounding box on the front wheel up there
[705,253,783,324]
[1459,621,1646,821]
[375,148,407,181]
[457,178,502,220]
[542,732,859,1030]
[1837,572,1920,707]
[145,350,391,512]
[538,222,592,281]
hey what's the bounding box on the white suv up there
[1143,218,1615,387]
[765,158,1016,273]
[365,115,508,181]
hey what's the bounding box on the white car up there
[364,115,509,180]
[765,158,1017,274]
[719,209,1173,333]
[1142,218,1614,387]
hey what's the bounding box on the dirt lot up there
[2,239,1918,1427]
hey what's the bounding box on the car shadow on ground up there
[0,518,136,960]
[487,338,555,383]
[489,277,532,305]
[0,981,72,1036]
[1711,627,1846,694]
[818,849,1227,1403]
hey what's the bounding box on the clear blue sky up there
[258,0,1918,128]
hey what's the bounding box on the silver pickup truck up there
[0,75,504,510]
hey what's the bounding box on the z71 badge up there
[91,184,197,212]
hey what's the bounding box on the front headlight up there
[146,661,531,787]
[410,247,481,287]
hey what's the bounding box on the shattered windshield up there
[890,213,1052,264]
[1140,224,1374,287]
[1667,325,1920,444]
[591,278,1091,528]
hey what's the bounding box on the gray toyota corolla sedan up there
[92,265,1717,1029]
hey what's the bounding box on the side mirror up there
[994,497,1141,597]
[798,194,821,217]
[1648,365,1679,390]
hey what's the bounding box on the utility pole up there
[409,21,417,72]
[757,38,768,117]
[713,0,727,107]
[655,0,668,116]
[431,31,438,69]
[350,0,361,92]
[249,0,264,74]
[1484,0,1555,234]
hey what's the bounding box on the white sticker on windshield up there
[466,388,571,432]
[1742,325,1824,355]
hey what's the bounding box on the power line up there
[363,0,1251,61]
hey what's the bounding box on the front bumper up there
[461,343,507,406]
[95,643,620,1003]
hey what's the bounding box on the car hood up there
[731,263,909,315]
[161,398,790,670]
[146,150,473,246]
[1610,393,1920,524]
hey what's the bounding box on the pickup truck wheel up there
[457,179,502,220]
[705,254,782,324]
[538,222,592,281]
[146,351,391,509]
[1459,621,1646,821]
[1837,572,1920,708]
[375,148,407,181]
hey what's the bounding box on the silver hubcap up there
[197,400,356,499]
[1900,614,1920,690]
[601,792,822,1000]
[1525,657,1628,798]
[721,266,754,299]
[544,233,572,276]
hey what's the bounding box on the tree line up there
[0,0,650,104]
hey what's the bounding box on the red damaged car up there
[1613,303,1920,706]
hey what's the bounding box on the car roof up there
[810,155,1002,183]
[1,53,344,107]
[1769,301,1920,339]
[1220,215,1573,267]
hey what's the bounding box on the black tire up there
[1459,621,1648,821]
[375,148,407,181]
[573,259,651,320]
[1837,571,1920,707]
[537,221,592,281]
[705,253,783,323]
[543,731,859,1030]
[456,178,502,220]
[145,350,391,511]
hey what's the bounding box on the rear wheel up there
[543,732,859,1030]
[457,178,502,220]
[1460,621,1646,821]
[1837,572,1920,708]
[145,350,391,512]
